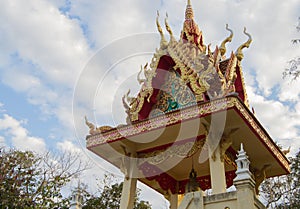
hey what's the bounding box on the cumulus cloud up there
[0,0,91,85]
[0,0,92,132]
[248,86,300,155]
[57,140,82,153]
[0,114,46,153]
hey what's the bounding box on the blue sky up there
[0,0,300,207]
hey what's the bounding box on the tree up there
[283,17,300,81]
[82,173,152,209]
[0,147,89,208]
[260,149,300,208]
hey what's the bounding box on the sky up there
[0,0,300,208]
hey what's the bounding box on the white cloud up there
[138,182,169,209]
[279,80,300,102]
[69,0,160,48]
[248,86,300,155]
[0,0,91,86]
[0,0,299,137]
[0,102,5,113]
[0,0,92,132]
[0,0,299,206]
[57,140,82,153]
[0,136,6,147]
[0,114,46,153]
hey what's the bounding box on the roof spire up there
[181,0,206,52]
[185,0,194,20]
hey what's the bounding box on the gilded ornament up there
[84,116,113,135]
[156,11,168,49]
[236,27,252,61]
[165,13,176,43]
[219,24,234,57]
[138,139,206,165]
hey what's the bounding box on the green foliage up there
[83,183,123,209]
[283,17,300,81]
[0,147,88,209]
[260,149,300,208]
[82,174,152,209]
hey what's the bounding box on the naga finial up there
[85,116,96,135]
[219,24,233,57]
[137,65,144,85]
[165,13,175,41]
[137,63,148,84]
[156,11,168,48]
[207,43,212,56]
[236,27,252,61]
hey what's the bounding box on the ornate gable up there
[122,1,252,123]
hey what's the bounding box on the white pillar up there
[120,176,137,209]
[169,194,178,209]
[120,153,138,209]
[208,145,227,194]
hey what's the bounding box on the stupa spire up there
[185,0,194,20]
[181,0,206,52]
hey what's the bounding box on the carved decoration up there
[122,63,156,121]
[87,97,290,173]
[282,146,291,155]
[236,27,252,61]
[219,128,239,162]
[85,116,113,135]
[120,0,252,122]
[139,162,236,194]
[138,139,205,165]
[219,24,234,57]
[151,70,196,116]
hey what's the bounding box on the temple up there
[85,1,290,208]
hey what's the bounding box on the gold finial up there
[207,43,212,55]
[236,27,252,61]
[85,116,96,135]
[156,11,163,34]
[185,0,194,20]
[219,24,234,57]
[137,63,148,84]
[156,11,168,48]
[165,13,175,41]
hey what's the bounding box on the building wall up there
[204,192,237,209]
[178,191,266,209]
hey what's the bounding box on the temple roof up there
[86,96,290,194]
[121,0,252,123]
[85,0,290,196]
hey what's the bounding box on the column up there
[208,144,227,194]
[169,194,178,209]
[120,177,137,209]
[120,152,138,209]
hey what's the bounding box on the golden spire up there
[185,0,194,20]
[181,0,206,52]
